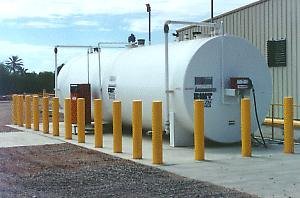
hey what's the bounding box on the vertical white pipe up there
[149,10,151,45]
[97,45,102,99]
[164,29,170,133]
[221,34,225,104]
[87,49,90,84]
[220,21,224,35]
[54,47,58,97]
[211,0,214,23]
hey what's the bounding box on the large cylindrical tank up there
[58,35,272,143]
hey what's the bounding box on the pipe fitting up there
[164,24,169,34]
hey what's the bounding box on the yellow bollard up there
[94,99,103,148]
[25,95,32,129]
[64,98,72,140]
[16,95,20,126]
[132,100,142,159]
[17,95,24,127]
[241,98,251,157]
[12,94,18,125]
[42,89,47,97]
[77,98,85,143]
[113,100,122,153]
[42,96,49,133]
[194,100,205,161]
[52,97,59,136]
[32,95,39,131]
[284,97,294,154]
[152,101,163,164]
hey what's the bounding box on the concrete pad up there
[8,123,300,198]
[0,131,64,148]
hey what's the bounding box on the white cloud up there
[0,0,146,19]
[22,21,65,29]
[72,20,99,27]
[4,19,107,29]
[97,27,112,32]
[0,0,258,20]
[0,0,257,32]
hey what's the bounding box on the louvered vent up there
[267,39,287,67]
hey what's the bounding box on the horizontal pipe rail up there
[270,103,300,108]
[164,20,216,27]
[98,42,128,45]
[55,45,98,48]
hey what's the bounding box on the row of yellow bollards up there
[240,97,295,157]
[12,94,59,134]
[12,94,184,164]
[11,94,295,165]
[72,98,164,164]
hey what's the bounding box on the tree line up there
[0,56,54,95]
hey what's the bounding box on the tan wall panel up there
[296,0,300,118]
[291,0,298,117]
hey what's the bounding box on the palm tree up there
[18,67,28,75]
[5,56,24,74]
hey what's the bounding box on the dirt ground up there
[0,101,256,197]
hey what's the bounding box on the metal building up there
[176,0,300,119]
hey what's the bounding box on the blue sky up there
[0,0,257,72]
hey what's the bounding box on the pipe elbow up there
[164,20,171,25]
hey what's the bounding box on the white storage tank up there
[58,35,272,146]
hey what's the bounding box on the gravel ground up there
[0,100,257,197]
[0,143,257,198]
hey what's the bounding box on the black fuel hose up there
[252,88,267,148]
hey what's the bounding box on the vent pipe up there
[211,0,214,23]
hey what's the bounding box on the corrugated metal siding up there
[177,0,300,119]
